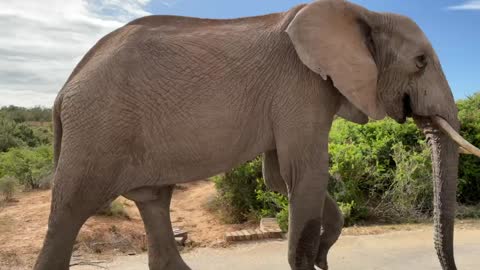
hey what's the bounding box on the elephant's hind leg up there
[34,169,118,270]
[126,186,191,270]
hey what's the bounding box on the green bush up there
[213,158,264,223]
[374,141,432,222]
[275,207,289,232]
[456,204,480,219]
[0,114,52,152]
[255,181,289,230]
[96,200,130,219]
[328,118,432,222]
[328,118,424,201]
[0,106,52,123]
[14,123,41,148]
[0,145,53,190]
[457,93,480,204]
[14,124,52,147]
[0,115,22,152]
[37,172,54,190]
[0,176,17,201]
[213,157,290,226]
[32,126,53,145]
[338,201,354,225]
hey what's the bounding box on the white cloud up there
[158,0,180,7]
[0,0,152,107]
[448,1,480,10]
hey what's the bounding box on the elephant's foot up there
[149,257,191,270]
[315,258,328,270]
[315,246,329,270]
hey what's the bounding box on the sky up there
[0,0,479,107]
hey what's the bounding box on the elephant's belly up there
[130,123,275,185]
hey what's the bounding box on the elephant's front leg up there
[263,150,343,270]
[288,171,327,270]
[315,194,344,270]
[276,135,330,270]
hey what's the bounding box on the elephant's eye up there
[415,54,427,70]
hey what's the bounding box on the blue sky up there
[0,0,478,107]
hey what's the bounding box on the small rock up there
[173,228,188,238]
[175,236,187,246]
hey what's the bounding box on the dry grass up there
[343,219,480,236]
[0,180,253,269]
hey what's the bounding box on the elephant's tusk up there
[433,116,480,158]
[459,146,471,155]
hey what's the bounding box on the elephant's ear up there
[286,0,386,120]
[337,96,369,124]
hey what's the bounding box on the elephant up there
[33,0,480,270]
[263,150,344,270]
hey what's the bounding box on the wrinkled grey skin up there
[34,0,461,269]
[263,151,344,270]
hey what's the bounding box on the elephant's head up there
[286,0,480,269]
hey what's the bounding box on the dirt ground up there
[0,180,254,269]
[1,180,479,269]
[81,227,480,270]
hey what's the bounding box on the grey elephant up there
[34,0,480,270]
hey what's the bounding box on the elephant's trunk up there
[430,130,458,270]
[415,116,459,270]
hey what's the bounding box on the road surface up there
[74,227,480,270]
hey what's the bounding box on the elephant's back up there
[61,11,282,91]
[126,12,284,32]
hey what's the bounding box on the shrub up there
[0,106,52,123]
[456,204,480,219]
[255,180,287,216]
[457,93,480,204]
[0,145,53,190]
[213,158,290,225]
[329,118,424,201]
[14,123,41,148]
[337,200,369,226]
[37,172,54,190]
[213,158,263,223]
[373,141,432,222]
[0,115,22,152]
[255,181,288,229]
[97,200,130,219]
[0,176,17,201]
[0,114,52,152]
[275,207,289,232]
[338,201,354,225]
[328,118,431,222]
[32,126,53,145]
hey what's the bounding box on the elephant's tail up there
[52,92,64,170]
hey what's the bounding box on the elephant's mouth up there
[395,94,413,124]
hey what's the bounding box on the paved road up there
[74,228,480,270]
